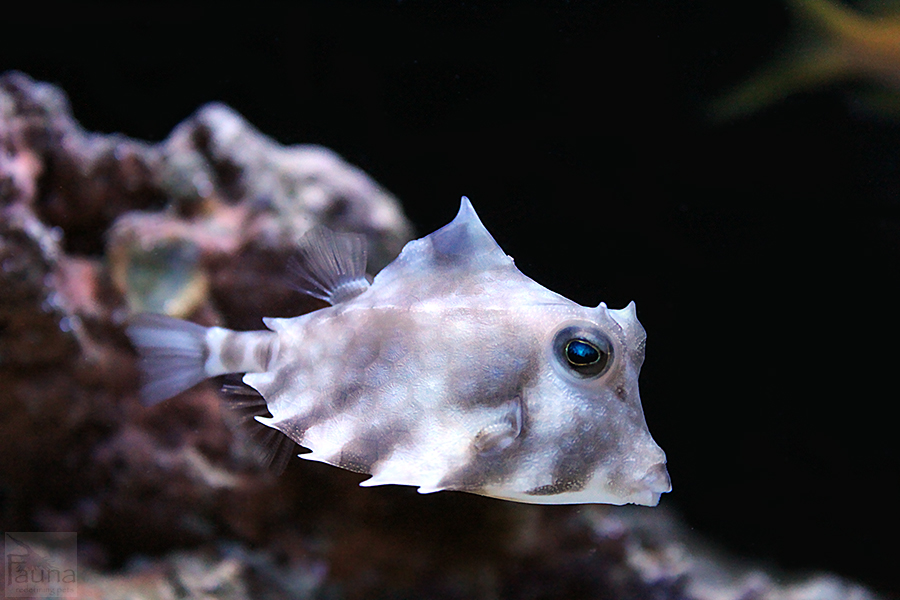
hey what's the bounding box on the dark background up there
[4,0,898,595]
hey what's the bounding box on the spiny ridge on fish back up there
[126,197,671,506]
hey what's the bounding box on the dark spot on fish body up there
[219,330,278,373]
[377,334,409,365]
[363,360,393,389]
[337,420,413,474]
[323,195,350,220]
[523,411,615,497]
[266,362,304,406]
[432,335,539,492]
[525,478,586,496]
[336,451,371,474]
[270,386,375,450]
[346,337,381,370]
[331,382,366,413]
[448,333,538,411]
[437,438,529,494]
[218,330,242,372]
[604,457,649,499]
[254,336,274,371]
[201,335,210,365]
[266,376,382,449]
[345,311,411,365]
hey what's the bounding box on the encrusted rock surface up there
[0,69,413,563]
[0,71,883,600]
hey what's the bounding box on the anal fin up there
[221,379,299,474]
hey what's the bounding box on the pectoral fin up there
[473,397,523,454]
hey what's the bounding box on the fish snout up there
[643,462,671,493]
[634,462,671,506]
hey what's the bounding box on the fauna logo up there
[4,533,77,598]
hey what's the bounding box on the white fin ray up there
[288,225,370,305]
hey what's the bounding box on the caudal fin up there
[126,313,212,406]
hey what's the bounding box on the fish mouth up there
[634,462,671,506]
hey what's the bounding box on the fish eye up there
[553,327,613,378]
[566,339,601,365]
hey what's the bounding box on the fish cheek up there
[518,371,633,498]
[525,412,617,496]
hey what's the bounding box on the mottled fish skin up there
[249,198,669,505]
[128,197,671,506]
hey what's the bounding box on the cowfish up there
[126,197,671,506]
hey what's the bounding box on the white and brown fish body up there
[127,198,670,506]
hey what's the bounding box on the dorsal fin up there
[288,225,370,305]
[373,197,514,286]
[429,196,509,267]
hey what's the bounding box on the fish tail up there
[126,313,278,406]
